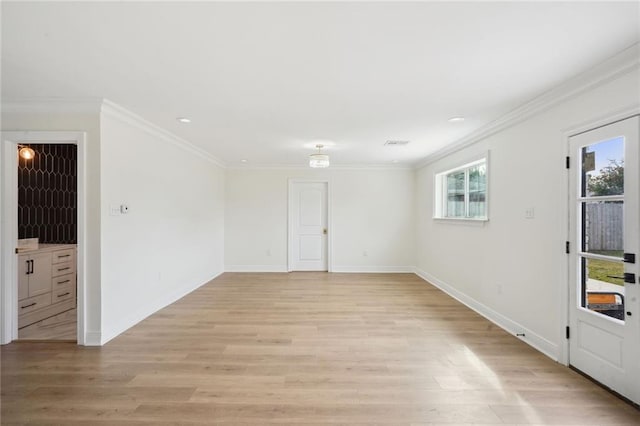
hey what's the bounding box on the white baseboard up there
[225,265,288,272]
[331,265,415,273]
[413,267,559,361]
[100,271,223,345]
[225,265,413,273]
[83,331,102,346]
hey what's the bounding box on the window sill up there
[433,217,489,226]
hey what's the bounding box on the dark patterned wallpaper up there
[18,144,77,244]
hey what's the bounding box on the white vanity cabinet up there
[17,244,77,328]
[18,251,52,300]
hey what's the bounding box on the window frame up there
[433,153,489,222]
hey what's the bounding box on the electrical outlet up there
[109,205,120,216]
[120,204,129,214]
[525,207,535,219]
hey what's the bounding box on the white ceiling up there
[2,1,639,167]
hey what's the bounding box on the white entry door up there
[289,181,328,271]
[568,116,640,404]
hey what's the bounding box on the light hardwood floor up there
[2,272,639,425]
[18,308,77,341]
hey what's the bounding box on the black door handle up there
[623,253,636,264]
[624,273,636,284]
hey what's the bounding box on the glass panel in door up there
[579,136,625,321]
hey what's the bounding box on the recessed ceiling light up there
[176,117,191,123]
[391,160,399,163]
[448,116,465,123]
[240,159,248,163]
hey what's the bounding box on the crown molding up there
[100,99,225,168]
[1,97,226,167]
[415,43,640,169]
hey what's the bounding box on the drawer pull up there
[57,254,71,258]
[57,292,70,298]
[21,302,36,309]
[57,279,71,284]
[57,267,71,272]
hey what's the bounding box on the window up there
[434,156,488,220]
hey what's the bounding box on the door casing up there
[560,107,640,366]
[1,131,87,345]
[563,111,640,405]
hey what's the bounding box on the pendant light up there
[18,145,35,160]
[309,144,330,168]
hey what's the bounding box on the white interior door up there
[289,181,328,271]
[568,116,640,404]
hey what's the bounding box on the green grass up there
[587,250,624,286]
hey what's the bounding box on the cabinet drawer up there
[52,249,74,264]
[52,273,75,288]
[52,282,75,304]
[52,261,75,277]
[18,293,51,315]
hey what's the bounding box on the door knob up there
[323,228,327,235]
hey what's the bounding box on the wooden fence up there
[586,202,623,251]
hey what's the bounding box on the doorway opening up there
[1,131,86,345]
[17,143,78,340]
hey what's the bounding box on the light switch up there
[120,204,129,214]
[109,205,120,216]
[525,207,535,219]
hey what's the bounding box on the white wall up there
[99,104,225,344]
[225,168,415,272]
[1,105,103,344]
[415,64,640,360]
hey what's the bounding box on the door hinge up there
[565,241,570,254]
[566,156,570,169]
[566,326,570,339]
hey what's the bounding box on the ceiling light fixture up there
[240,159,248,163]
[448,116,465,123]
[18,145,35,160]
[309,144,330,168]
[176,117,191,123]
